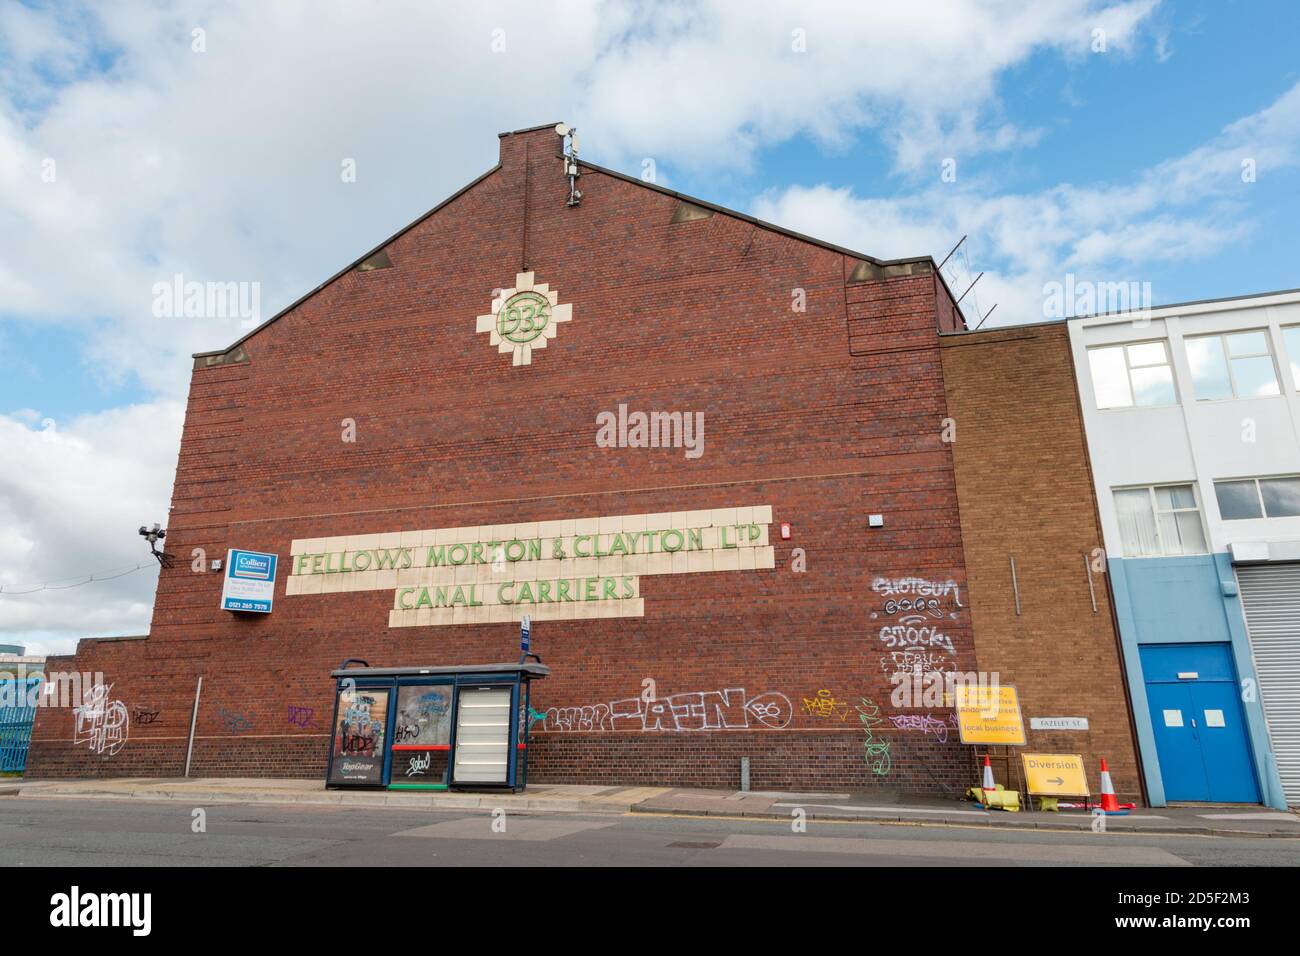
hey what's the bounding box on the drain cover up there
[667,841,720,849]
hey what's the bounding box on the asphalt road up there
[1,795,1297,867]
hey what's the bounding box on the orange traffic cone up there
[982,754,996,800]
[1098,758,1129,815]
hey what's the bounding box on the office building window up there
[1185,331,1280,400]
[1087,341,1176,408]
[1114,484,1208,556]
[1283,326,1300,389]
[1215,476,1300,519]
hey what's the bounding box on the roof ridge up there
[194,135,961,361]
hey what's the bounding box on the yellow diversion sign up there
[954,685,1026,745]
[1021,753,1090,796]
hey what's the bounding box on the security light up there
[139,523,175,568]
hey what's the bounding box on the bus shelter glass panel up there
[327,686,391,787]
[452,685,512,784]
[389,683,453,790]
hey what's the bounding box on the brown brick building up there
[940,323,1143,802]
[27,124,1137,799]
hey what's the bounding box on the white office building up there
[1069,288,1300,809]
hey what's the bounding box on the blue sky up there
[6,0,1300,421]
[2,0,1299,652]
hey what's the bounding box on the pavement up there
[6,776,1299,838]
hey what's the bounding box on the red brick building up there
[27,124,1134,798]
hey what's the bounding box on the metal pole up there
[955,271,984,306]
[1085,553,1098,613]
[973,303,998,331]
[936,235,966,272]
[184,676,203,778]
[1009,556,1022,616]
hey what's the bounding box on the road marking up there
[393,817,617,841]
[718,834,1190,865]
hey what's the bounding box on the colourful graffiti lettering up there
[856,697,891,776]
[541,687,793,733]
[802,689,850,721]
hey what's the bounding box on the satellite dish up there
[554,123,570,137]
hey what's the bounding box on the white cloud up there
[0,1,1163,375]
[0,403,181,654]
[580,0,1160,172]
[752,79,1300,325]
[0,0,1169,649]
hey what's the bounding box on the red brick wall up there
[29,126,979,794]
[939,324,1143,802]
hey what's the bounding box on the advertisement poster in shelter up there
[328,687,391,786]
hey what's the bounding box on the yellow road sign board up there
[954,685,1026,745]
[1021,753,1090,796]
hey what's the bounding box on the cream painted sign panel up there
[475,271,572,366]
[287,506,775,627]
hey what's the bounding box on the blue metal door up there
[1140,644,1259,803]
[1144,680,1208,800]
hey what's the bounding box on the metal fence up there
[0,678,41,773]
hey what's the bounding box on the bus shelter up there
[325,660,548,792]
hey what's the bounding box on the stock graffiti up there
[72,683,129,756]
[540,687,793,733]
[871,577,963,676]
[856,697,891,776]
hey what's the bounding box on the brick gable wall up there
[29,127,978,793]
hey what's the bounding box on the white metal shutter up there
[1237,564,1300,806]
[452,687,512,784]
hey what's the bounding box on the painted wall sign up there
[954,684,1026,746]
[286,505,775,628]
[475,271,572,366]
[1021,753,1090,796]
[1029,716,1090,731]
[220,549,278,613]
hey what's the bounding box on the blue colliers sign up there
[221,549,278,613]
